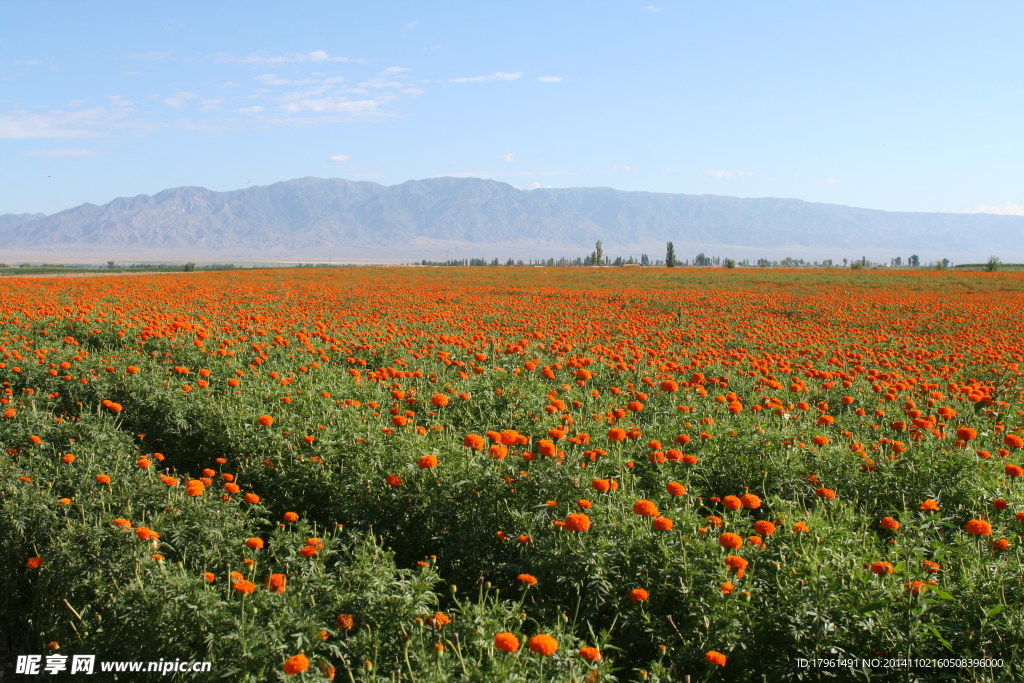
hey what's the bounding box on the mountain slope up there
[1,177,1021,263]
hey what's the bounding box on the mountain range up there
[2,176,1022,264]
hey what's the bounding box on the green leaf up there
[926,624,954,652]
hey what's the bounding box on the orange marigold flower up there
[298,545,317,557]
[517,573,538,586]
[629,588,649,602]
[740,493,762,509]
[257,415,274,426]
[245,537,264,550]
[1005,434,1024,449]
[904,580,926,595]
[386,474,403,487]
[965,519,992,536]
[705,650,727,667]
[265,573,287,593]
[463,433,485,451]
[1005,464,1024,478]
[753,520,776,536]
[95,474,111,485]
[792,521,810,533]
[283,511,299,522]
[135,526,159,540]
[428,612,451,628]
[922,560,940,574]
[632,499,660,517]
[564,513,592,532]
[607,427,627,442]
[956,427,978,441]
[62,454,76,464]
[418,454,438,469]
[494,632,520,653]
[430,393,449,407]
[203,572,215,583]
[880,516,901,531]
[528,634,559,655]
[719,532,743,550]
[113,518,132,529]
[282,654,309,676]
[336,614,355,630]
[233,579,257,594]
[185,480,205,497]
[722,495,742,511]
[870,561,894,575]
[26,556,43,569]
[815,487,836,500]
[724,555,748,578]
[579,646,602,661]
[666,481,687,496]
[592,478,612,492]
[919,498,940,512]
[653,516,674,531]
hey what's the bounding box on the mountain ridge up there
[2,177,1021,263]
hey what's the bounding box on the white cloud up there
[236,105,266,114]
[450,71,522,84]
[23,148,96,157]
[964,202,1024,216]
[818,177,839,185]
[403,21,419,30]
[225,50,361,65]
[537,76,563,83]
[329,154,350,163]
[0,109,108,139]
[380,66,410,75]
[643,5,660,11]
[499,152,516,162]
[280,96,394,114]
[163,91,200,109]
[255,74,291,86]
[706,170,753,179]
[133,51,172,62]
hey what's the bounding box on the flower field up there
[2,266,1023,681]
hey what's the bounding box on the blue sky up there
[3,1,1023,216]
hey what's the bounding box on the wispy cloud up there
[643,5,660,12]
[222,50,363,65]
[255,74,292,86]
[132,51,173,62]
[328,154,350,163]
[0,109,111,139]
[964,202,1024,216]
[537,76,563,83]
[818,177,839,185]
[23,148,97,157]
[705,170,753,179]
[612,165,638,172]
[163,91,201,109]
[499,152,516,162]
[450,71,522,84]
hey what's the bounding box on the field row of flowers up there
[1,266,1023,681]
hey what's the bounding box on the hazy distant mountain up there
[1,177,1022,263]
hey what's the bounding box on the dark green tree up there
[666,242,676,268]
